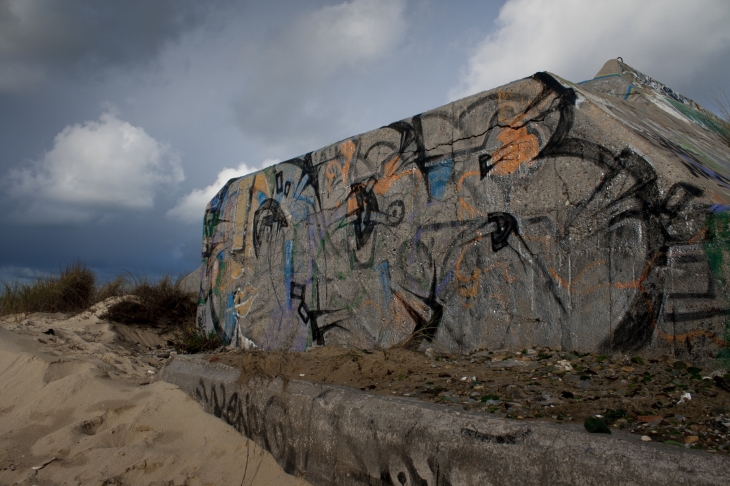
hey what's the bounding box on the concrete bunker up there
[197,59,730,368]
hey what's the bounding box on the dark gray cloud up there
[0,0,229,92]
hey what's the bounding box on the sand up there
[0,301,310,486]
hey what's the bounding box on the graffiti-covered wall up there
[199,61,730,367]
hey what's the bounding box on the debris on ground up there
[213,346,730,454]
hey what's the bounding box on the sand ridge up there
[0,300,310,486]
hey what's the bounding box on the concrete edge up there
[160,355,729,486]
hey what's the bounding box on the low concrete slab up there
[161,355,729,485]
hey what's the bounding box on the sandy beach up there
[0,301,309,486]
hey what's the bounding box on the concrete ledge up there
[161,355,729,485]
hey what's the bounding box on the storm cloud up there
[0,0,727,281]
[0,0,225,92]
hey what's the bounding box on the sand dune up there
[0,302,309,486]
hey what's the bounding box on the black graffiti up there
[252,198,288,258]
[347,180,379,250]
[195,379,248,434]
[193,379,457,485]
[290,281,346,346]
[488,213,518,252]
[460,427,531,444]
[284,152,322,208]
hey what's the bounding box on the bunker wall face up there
[199,72,730,367]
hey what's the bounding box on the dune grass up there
[99,272,223,353]
[0,261,122,316]
[0,262,222,353]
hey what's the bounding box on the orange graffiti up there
[233,284,258,318]
[325,160,343,194]
[456,170,480,192]
[347,194,359,214]
[484,262,516,283]
[324,140,355,194]
[489,126,539,176]
[373,156,416,195]
[457,275,480,298]
[549,260,608,295]
[252,172,269,197]
[455,246,517,303]
[613,254,727,347]
[457,197,488,221]
[340,139,355,175]
[688,228,707,245]
[392,292,429,330]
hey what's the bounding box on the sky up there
[1,0,729,281]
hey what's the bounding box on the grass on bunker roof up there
[0,261,220,354]
[212,345,730,455]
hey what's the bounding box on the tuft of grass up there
[711,89,730,147]
[172,322,224,354]
[0,261,99,316]
[713,89,730,124]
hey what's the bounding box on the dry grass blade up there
[711,88,730,147]
[712,89,730,123]
[0,261,97,316]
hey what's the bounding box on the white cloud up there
[233,0,407,151]
[166,160,278,224]
[450,0,730,100]
[4,110,183,224]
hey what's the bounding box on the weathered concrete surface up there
[198,59,730,368]
[179,265,202,294]
[161,355,730,485]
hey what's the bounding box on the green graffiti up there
[668,98,730,142]
[203,211,221,239]
[705,211,730,368]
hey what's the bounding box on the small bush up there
[0,261,97,316]
[100,274,197,329]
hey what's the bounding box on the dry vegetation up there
[0,262,220,353]
[712,89,730,147]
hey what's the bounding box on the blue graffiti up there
[374,261,392,309]
[427,159,453,200]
